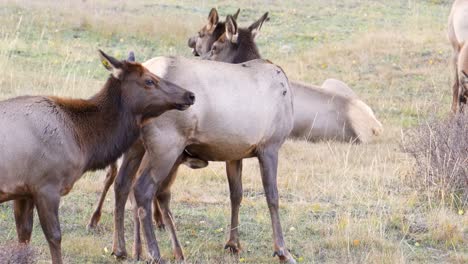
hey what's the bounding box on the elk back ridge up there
[142,56,293,158]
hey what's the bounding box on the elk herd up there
[0,1,465,263]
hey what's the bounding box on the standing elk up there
[0,50,194,264]
[448,0,468,113]
[107,55,296,263]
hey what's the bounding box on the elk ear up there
[232,8,241,20]
[207,8,219,31]
[99,49,123,79]
[225,15,238,43]
[248,12,269,39]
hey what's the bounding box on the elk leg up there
[151,153,208,230]
[224,160,243,254]
[156,158,184,261]
[87,162,117,230]
[153,197,165,230]
[14,198,34,243]
[452,51,460,113]
[133,156,161,263]
[257,148,295,264]
[134,146,184,264]
[130,191,143,260]
[112,142,145,259]
[35,190,62,264]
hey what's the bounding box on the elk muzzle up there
[175,92,195,110]
[187,36,199,56]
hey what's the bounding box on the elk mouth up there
[175,92,195,110]
[175,103,192,111]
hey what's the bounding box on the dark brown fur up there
[50,78,139,171]
[221,28,261,63]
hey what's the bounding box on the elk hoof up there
[224,241,241,254]
[111,250,127,260]
[173,253,185,263]
[86,223,96,231]
[148,258,166,264]
[87,213,101,230]
[155,222,166,231]
[273,249,296,264]
[133,249,142,261]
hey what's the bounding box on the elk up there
[0,50,194,264]
[187,8,240,57]
[448,0,468,113]
[107,55,296,263]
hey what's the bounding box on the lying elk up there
[448,0,468,113]
[108,54,296,263]
[0,50,194,264]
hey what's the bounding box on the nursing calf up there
[0,50,194,264]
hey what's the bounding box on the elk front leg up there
[156,157,185,261]
[153,197,165,230]
[133,157,162,263]
[14,198,34,243]
[224,160,243,254]
[134,142,185,263]
[112,142,145,259]
[257,148,295,264]
[130,191,143,260]
[35,189,62,264]
[88,162,117,229]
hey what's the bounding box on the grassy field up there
[0,0,466,263]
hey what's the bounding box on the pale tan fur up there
[448,0,468,112]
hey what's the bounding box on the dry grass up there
[404,112,468,207]
[0,242,37,264]
[0,0,467,263]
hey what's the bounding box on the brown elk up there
[0,50,194,264]
[448,0,468,113]
[187,8,240,57]
[86,53,206,230]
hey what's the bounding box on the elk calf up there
[0,50,194,264]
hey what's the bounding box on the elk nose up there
[188,36,196,48]
[185,92,195,105]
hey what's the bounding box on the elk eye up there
[145,79,154,86]
[198,32,204,38]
